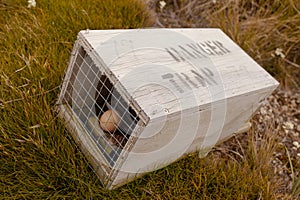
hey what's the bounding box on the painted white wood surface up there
[80,29,278,120]
[57,28,279,189]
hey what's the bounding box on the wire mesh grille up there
[62,47,140,167]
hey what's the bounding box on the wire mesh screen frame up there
[56,41,145,176]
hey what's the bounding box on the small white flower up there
[159,1,167,10]
[28,0,36,8]
[212,0,217,3]
[260,107,267,115]
[274,48,285,58]
[292,146,298,151]
[283,121,294,130]
[293,141,300,149]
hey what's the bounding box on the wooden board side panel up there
[111,86,276,188]
[187,87,276,154]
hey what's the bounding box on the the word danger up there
[165,40,230,62]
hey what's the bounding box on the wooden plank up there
[80,29,279,120]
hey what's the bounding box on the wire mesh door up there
[61,46,140,167]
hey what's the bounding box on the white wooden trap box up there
[56,28,279,189]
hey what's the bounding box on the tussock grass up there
[208,0,300,89]
[0,0,297,199]
[1,0,151,198]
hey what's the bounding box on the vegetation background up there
[0,0,299,199]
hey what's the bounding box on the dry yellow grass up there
[1,0,299,199]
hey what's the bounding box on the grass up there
[0,0,299,199]
[208,0,300,89]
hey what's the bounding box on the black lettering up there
[201,68,218,85]
[162,73,174,79]
[170,47,186,62]
[213,40,230,54]
[170,79,184,93]
[166,41,230,63]
[165,48,181,62]
[190,70,206,87]
[162,73,184,93]
[197,43,212,56]
[181,73,198,88]
[186,43,207,58]
[178,45,197,59]
[205,41,220,55]
[175,73,192,90]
